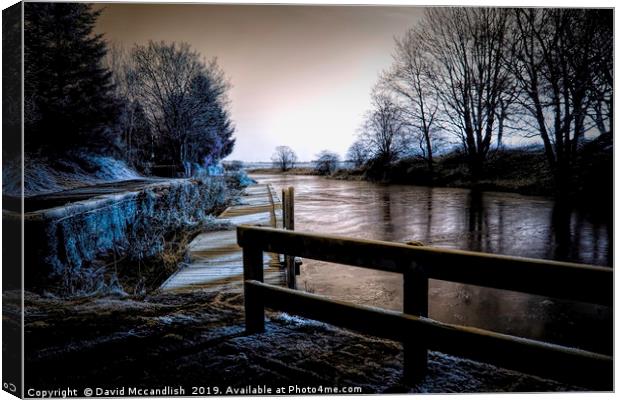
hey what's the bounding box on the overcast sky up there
[95,4,425,161]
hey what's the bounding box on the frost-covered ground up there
[16,283,585,394]
[3,154,142,197]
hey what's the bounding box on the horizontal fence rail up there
[246,280,612,389]
[237,224,613,389]
[238,225,612,306]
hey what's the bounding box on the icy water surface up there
[253,174,612,354]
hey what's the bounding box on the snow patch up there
[3,153,141,197]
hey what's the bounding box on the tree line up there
[24,3,235,177]
[270,146,341,176]
[349,8,612,195]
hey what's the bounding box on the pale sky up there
[95,4,425,161]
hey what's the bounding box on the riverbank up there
[249,140,612,201]
[11,159,254,297]
[248,152,553,196]
[362,148,554,196]
[20,177,236,296]
[249,167,319,176]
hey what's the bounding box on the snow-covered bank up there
[23,177,232,296]
[3,154,141,197]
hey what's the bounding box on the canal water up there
[252,174,612,354]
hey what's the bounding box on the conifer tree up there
[24,3,119,154]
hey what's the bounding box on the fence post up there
[402,261,429,381]
[243,245,265,333]
[282,187,297,289]
[287,187,295,230]
[282,188,288,229]
[287,187,301,276]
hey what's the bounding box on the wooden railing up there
[237,225,612,389]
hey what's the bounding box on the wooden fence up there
[281,187,297,289]
[237,225,612,389]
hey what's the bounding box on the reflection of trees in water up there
[379,185,437,245]
[583,205,611,266]
[549,201,611,266]
[496,200,505,254]
[462,190,610,266]
[465,191,508,255]
[465,189,489,253]
[592,205,612,266]
[424,186,433,244]
[379,187,396,242]
[590,218,612,266]
[551,201,574,262]
[265,174,610,265]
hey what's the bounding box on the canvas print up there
[1,1,613,397]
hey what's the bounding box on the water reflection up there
[552,201,574,262]
[548,200,611,266]
[377,188,393,240]
[252,174,612,354]
[466,190,484,252]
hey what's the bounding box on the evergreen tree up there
[214,106,235,160]
[24,3,119,154]
[185,72,235,165]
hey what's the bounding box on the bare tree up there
[271,146,298,171]
[130,41,202,172]
[128,41,234,176]
[588,10,613,136]
[105,42,151,169]
[346,140,369,168]
[314,150,340,175]
[422,8,514,181]
[385,27,439,175]
[510,9,612,193]
[359,90,410,165]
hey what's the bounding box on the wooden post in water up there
[243,245,265,333]
[402,261,429,381]
[282,188,288,230]
[287,187,295,230]
[288,187,301,276]
[282,187,297,289]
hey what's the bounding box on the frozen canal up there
[252,174,612,355]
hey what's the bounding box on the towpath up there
[160,184,285,290]
[13,178,172,212]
